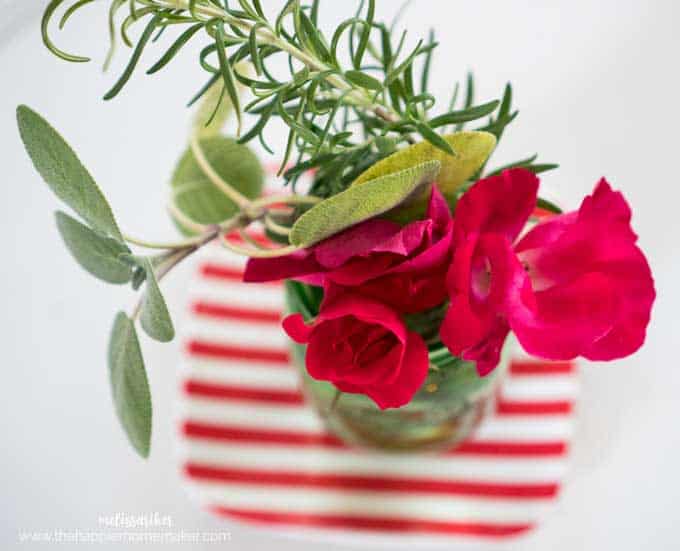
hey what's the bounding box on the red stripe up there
[192,302,281,324]
[200,264,245,282]
[454,440,567,457]
[183,421,345,448]
[182,421,567,457]
[200,263,280,286]
[496,399,572,415]
[184,463,559,499]
[212,508,532,538]
[510,361,575,376]
[223,232,283,249]
[187,340,290,364]
[225,230,270,246]
[184,381,304,405]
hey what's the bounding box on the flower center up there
[471,255,492,301]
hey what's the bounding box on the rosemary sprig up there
[42,0,551,194]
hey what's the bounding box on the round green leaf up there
[170,136,264,234]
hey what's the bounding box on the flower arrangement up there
[18,0,655,457]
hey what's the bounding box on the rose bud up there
[284,293,429,409]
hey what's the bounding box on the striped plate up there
[177,175,578,545]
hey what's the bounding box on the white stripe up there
[181,360,300,389]
[189,280,284,310]
[187,483,555,524]
[500,376,579,401]
[180,401,572,440]
[185,318,286,348]
[181,400,326,432]
[473,417,573,441]
[181,442,567,484]
[199,247,248,268]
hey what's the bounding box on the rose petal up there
[314,219,403,268]
[454,169,539,245]
[515,178,655,361]
[440,237,491,355]
[584,249,656,360]
[508,272,619,360]
[461,320,511,376]
[282,313,314,344]
[317,293,409,344]
[358,330,430,409]
[244,250,322,283]
[579,179,638,243]
[441,233,527,364]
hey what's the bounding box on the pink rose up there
[440,168,655,375]
[283,293,430,409]
[245,187,454,313]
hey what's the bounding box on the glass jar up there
[290,330,512,453]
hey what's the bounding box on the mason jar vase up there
[286,284,512,452]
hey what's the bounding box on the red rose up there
[245,187,454,313]
[283,293,429,409]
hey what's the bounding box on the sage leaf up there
[17,106,124,241]
[353,131,497,195]
[108,312,152,458]
[55,211,132,284]
[352,131,497,222]
[290,160,441,248]
[139,259,174,343]
[171,136,264,235]
[131,266,147,291]
[127,253,168,291]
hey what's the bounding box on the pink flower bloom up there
[440,168,655,375]
[245,188,454,313]
[512,179,656,362]
[284,293,429,409]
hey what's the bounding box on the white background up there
[1,1,679,549]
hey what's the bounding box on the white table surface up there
[1,1,678,549]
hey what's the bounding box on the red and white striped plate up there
[176,175,578,545]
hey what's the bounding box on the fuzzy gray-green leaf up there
[290,160,441,248]
[108,312,152,458]
[55,211,132,284]
[17,105,124,241]
[139,259,175,343]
